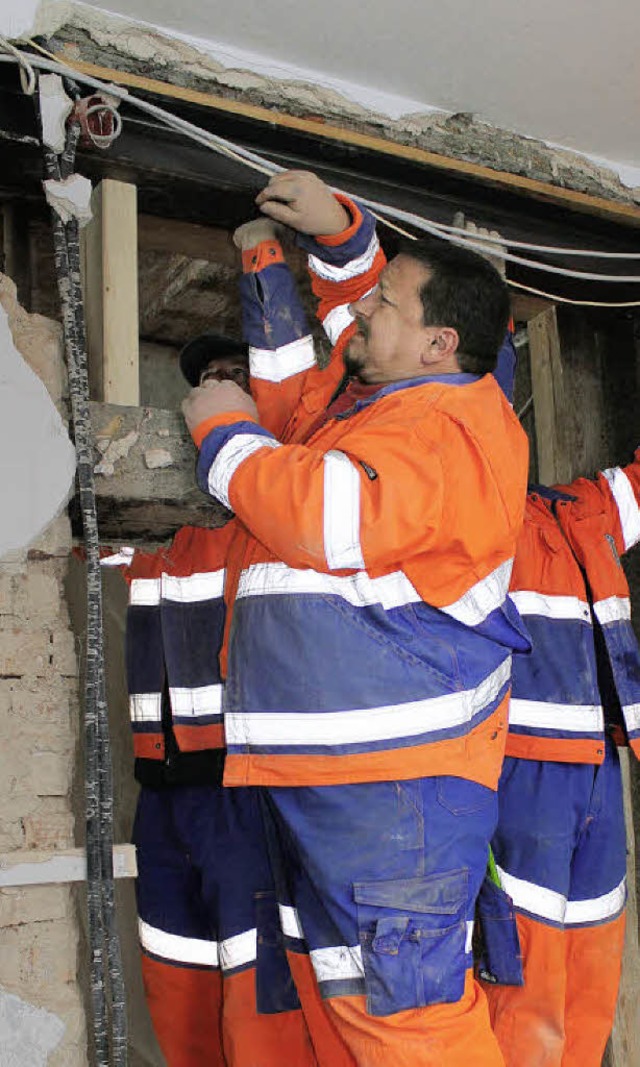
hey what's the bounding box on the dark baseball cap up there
[179,332,249,387]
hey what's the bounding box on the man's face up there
[199,355,250,395]
[345,255,433,384]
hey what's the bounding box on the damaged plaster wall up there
[0,276,87,1066]
[12,1,640,207]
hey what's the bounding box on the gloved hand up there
[255,170,349,236]
[182,379,259,436]
[232,218,281,251]
[452,212,507,279]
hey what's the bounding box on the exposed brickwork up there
[0,280,87,1064]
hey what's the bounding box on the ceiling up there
[70,0,640,184]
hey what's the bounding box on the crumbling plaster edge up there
[24,1,640,206]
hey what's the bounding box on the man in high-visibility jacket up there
[479,432,640,1065]
[183,170,530,1067]
[110,335,320,1067]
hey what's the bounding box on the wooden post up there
[527,306,572,484]
[81,179,139,405]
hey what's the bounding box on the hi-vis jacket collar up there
[334,372,481,421]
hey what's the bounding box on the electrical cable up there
[1,40,640,287]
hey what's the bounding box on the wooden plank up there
[82,401,230,540]
[0,844,137,886]
[527,307,572,485]
[81,178,140,405]
[138,214,236,264]
[59,56,640,230]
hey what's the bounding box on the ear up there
[419,327,460,367]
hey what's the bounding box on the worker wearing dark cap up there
[106,333,317,1067]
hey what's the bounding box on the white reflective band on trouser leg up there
[249,336,316,383]
[603,466,640,550]
[309,234,380,283]
[497,867,627,925]
[129,692,162,723]
[169,684,222,717]
[138,918,219,967]
[309,921,474,985]
[218,928,258,972]
[207,434,280,510]
[323,450,365,571]
[129,578,161,606]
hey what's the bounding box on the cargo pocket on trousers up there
[255,891,301,1014]
[474,875,524,987]
[354,870,468,1017]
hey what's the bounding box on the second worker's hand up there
[182,379,259,436]
[255,170,349,236]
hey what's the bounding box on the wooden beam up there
[59,56,640,231]
[138,213,236,264]
[528,306,572,485]
[81,178,140,404]
[82,401,230,540]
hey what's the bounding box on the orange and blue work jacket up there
[191,196,531,790]
[118,523,235,782]
[508,468,640,765]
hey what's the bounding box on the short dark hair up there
[398,237,510,374]
[179,332,249,387]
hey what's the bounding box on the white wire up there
[1,43,640,303]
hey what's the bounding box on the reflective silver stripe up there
[323,450,365,571]
[465,920,474,954]
[508,699,603,733]
[442,559,513,626]
[623,704,640,732]
[139,918,218,967]
[510,590,591,623]
[207,433,280,510]
[162,570,225,603]
[219,928,257,972]
[100,547,135,567]
[129,693,162,723]
[309,234,380,283]
[322,303,354,346]
[603,466,640,550]
[130,578,161,606]
[310,944,364,983]
[249,336,316,382]
[279,904,305,940]
[236,561,420,610]
[564,878,626,926]
[169,684,222,718]
[497,868,626,925]
[225,659,510,748]
[593,596,631,626]
[496,867,566,923]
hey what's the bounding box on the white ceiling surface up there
[7,0,640,186]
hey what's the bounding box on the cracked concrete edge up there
[25,1,640,207]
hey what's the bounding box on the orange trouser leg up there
[141,953,225,1067]
[325,970,504,1067]
[222,966,318,1067]
[561,912,626,1067]
[286,951,357,1067]
[483,913,566,1067]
